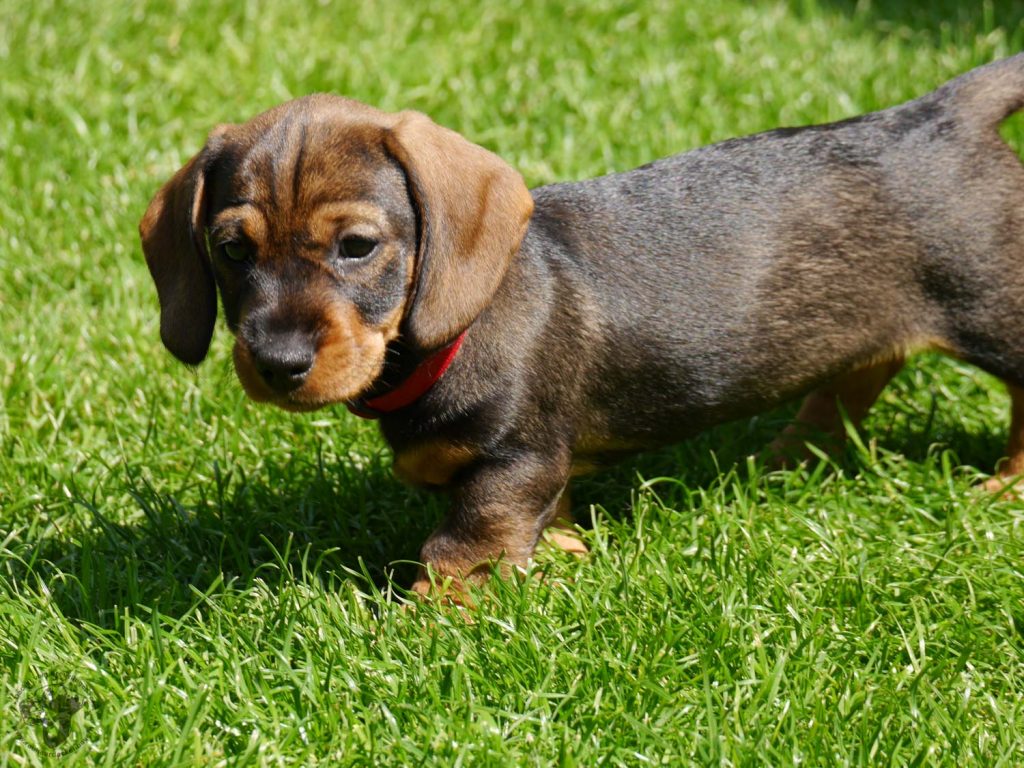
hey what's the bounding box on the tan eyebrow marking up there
[210,204,269,245]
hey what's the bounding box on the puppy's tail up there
[945,52,1024,130]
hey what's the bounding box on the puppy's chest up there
[392,438,478,488]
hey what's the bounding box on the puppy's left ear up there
[386,112,534,351]
[139,127,229,365]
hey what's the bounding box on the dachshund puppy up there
[142,55,1024,595]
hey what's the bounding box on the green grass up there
[2,0,1024,764]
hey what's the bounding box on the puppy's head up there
[140,95,533,411]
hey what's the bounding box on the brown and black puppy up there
[142,54,1024,596]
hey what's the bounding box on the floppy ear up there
[385,112,534,351]
[139,130,227,365]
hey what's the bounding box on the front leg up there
[411,448,571,596]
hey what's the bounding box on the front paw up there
[539,519,588,557]
[409,563,490,604]
[410,534,522,602]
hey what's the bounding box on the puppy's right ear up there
[139,127,229,365]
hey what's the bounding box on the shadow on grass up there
[22,444,443,626]
[809,0,1024,46]
[20,375,1007,628]
[20,422,782,628]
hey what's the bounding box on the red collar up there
[346,331,467,419]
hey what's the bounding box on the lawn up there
[2,0,1024,764]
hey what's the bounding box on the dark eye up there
[220,242,251,263]
[338,236,378,260]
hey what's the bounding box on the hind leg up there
[765,356,905,468]
[981,383,1024,493]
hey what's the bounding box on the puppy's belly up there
[576,374,800,453]
[569,397,759,474]
[571,338,930,466]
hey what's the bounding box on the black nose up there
[250,334,315,394]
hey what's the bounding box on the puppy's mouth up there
[231,331,388,413]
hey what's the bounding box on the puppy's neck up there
[346,331,467,419]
